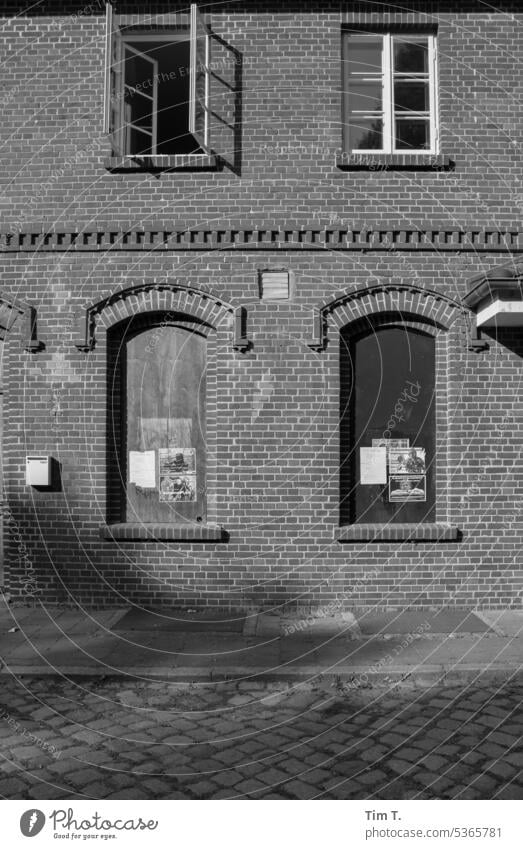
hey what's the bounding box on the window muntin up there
[343,32,438,154]
[340,325,436,525]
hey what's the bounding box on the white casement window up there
[103,2,212,156]
[343,31,438,154]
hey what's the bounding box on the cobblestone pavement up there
[0,675,521,800]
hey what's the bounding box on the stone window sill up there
[100,523,228,542]
[104,154,219,173]
[337,523,461,542]
[336,153,454,171]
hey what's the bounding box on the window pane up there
[395,118,430,149]
[124,49,156,91]
[348,80,382,113]
[346,36,383,76]
[394,81,429,113]
[349,118,383,150]
[393,39,429,74]
[126,125,153,156]
[340,326,436,525]
[124,89,154,130]
[125,325,206,524]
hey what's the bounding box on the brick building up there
[0,0,522,611]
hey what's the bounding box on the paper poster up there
[360,447,387,484]
[389,447,426,475]
[129,450,156,489]
[159,448,196,502]
[372,438,409,449]
[389,475,426,502]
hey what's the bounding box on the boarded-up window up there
[340,324,436,524]
[108,315,206,524]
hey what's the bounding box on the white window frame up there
[103,2,211,158]
[343,32,439,155]
[120,40,158,156]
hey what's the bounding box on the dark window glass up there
[123,40,203,155]
[394,81,430,113]
[340,325,436,524]
[349,118,383,150]
[395,118,430,149]
[393,39,429,73]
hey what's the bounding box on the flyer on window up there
[389,447,426,474]
[389,474,427,502]
[128,450,156,489]
[372,438,409,449]
[359,446,387,484]
[158,448,197,502]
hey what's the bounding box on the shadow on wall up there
[481,326,523,357]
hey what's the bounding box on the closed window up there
[340,324,436,524]
[342,31,438,154]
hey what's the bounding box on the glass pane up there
[125,325,207,523]
[348,80,382,113]
[394,81,429,112]
[126,125,153,156]
[340,326,436,525]
[349,117,383,150]
[346,36,383,76]
[393,39,429,74]
[395,118,430,150]
[124,49,156,92]
[124,88,154,130]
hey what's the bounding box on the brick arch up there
[73,283,235,352]
[321,283,465,339]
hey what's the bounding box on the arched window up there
[107,312,207,524]
[340,322,436,525]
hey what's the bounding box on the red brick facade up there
[0,1,522,610]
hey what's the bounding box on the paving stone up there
[189,779,219,798]
[484,760,518,781]
[282,779,317,799]
[477,743,507,760]
[493,785,522,800]
[418,754,448,771]
[359,745,388,763]
[233,778,266,796]
[0,776,28,796]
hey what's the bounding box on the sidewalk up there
[0,598,521,686]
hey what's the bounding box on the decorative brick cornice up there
[1,226,522,253]
[312,282,467,349]
[74,282,235,352]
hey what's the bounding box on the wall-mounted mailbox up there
[26,456,51,486]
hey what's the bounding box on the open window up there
[340,323,436,525]
[104,2,237,162]
[107,313,207,525]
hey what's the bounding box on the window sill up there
[100,523,228,542]
[337,523,461,542]
[104,154,219,173]
[336,153,454,171]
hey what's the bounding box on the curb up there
[2,663,521,687]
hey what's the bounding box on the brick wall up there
[0,1,522,609]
